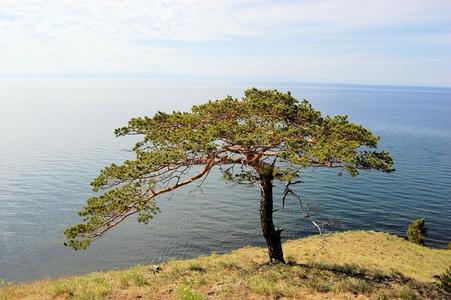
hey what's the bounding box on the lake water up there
[0,80,450,282]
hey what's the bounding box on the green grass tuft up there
[49,280,76,298]
[306,277,332,293]
[398,286,418,299]
[119,269,147,288]
[176,284,203,300]
[337,277,373,294]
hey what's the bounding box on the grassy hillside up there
[1,231,450,299]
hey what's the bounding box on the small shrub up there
[407,218,427,245]
[438,266,451,292]
[448,242,451,250]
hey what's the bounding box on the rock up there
[150,265,162,273]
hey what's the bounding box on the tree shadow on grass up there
[254,260,449,298]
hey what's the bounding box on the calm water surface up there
[0,80,450,282]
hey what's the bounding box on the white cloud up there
[2,0,449,41]
[0,0,450,84]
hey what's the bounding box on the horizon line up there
[1,77,450,90]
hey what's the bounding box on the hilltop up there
[1,231,450,299]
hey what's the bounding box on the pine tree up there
[65,88,394,263]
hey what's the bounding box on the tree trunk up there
[259,168,285,264]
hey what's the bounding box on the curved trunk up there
[259,169,285,263]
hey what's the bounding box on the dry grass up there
[1,231,450,299]
[283,230,450,283]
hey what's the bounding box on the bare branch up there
[281,179,338,251]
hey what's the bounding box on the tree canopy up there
[65,88,394,251]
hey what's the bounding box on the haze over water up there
[0,80,450,282]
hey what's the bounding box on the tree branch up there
[86,158,216,241]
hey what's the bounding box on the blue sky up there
[1,0,450,86]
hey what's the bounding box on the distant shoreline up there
[1,78,451,90]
